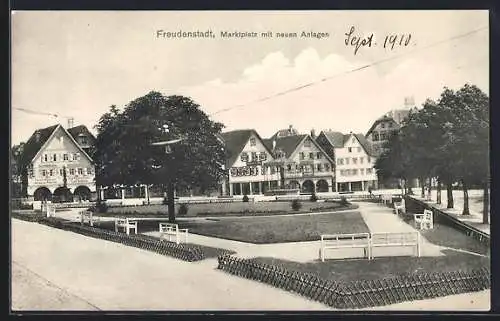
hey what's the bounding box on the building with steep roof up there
[316,131,378,192]
[262,133,335,194]
[18,123,96,202]
[220,129,279,196]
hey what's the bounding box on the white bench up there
[370,232,421,259]
[80,210,99,227]
[319,233,371,262]
[394,198,406,215]
[380,194,393,205]
[115,217,138,235]
[45,204,56,217]
[159,222,189,244]
[414,209,434,230]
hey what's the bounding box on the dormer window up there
[78,134,88,145]
[240,152,249,162]
[304,140,311,147]
[249,138,256,146]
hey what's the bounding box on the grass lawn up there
[180,211,368,244]
[99,200,358,218]
[95,211,368,244]
[253,250,489,282]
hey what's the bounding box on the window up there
[357,147,361,153]
[352,158,358,164]
[317,164,322,172]
[287,164,292,171]
[259,152,267,161]
[381,123,385,129]
[78,168,83,175]
[337,158,343,165]
[367,157,371,163]
[360,157,364,164]
[41,170,46,176]
[59,169,63,176]
[340,170,345,176]
[49,169,54,176]
[75,153,81,161]
[63,154,69,161]
[300,152,305,160]
[251,152,258,161]
[249,138,256,146]
[360,169,365,175]
[309,152,314,160]
[388,122,393,128]
[373,132,379,141]
[270,167,276,174]
[80,136,88,145]
[53,154,57,161]
[352,169,358,175]
[69,168,75,175]
[316,152,322,159]
[348,147,352,153]
[366,168,373,174]
[325,163,330,171]
[44,154,48,162]
[345,158,350,165]
[304,139,311,147]
[352,138,356,144]
[240,152,249,162]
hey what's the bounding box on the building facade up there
[221,129,280,196]
[263,127,336,193]
[316,131,378,192]
[19,124,96,202]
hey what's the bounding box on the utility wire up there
[13,107,73,119]
[209,26,488,116]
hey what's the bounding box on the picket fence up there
[217,255,490,309]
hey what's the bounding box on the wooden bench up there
[80,210,99,227]
[114,217,138,235]
[159,222,189,244]
[45,204,56,217]
[319,233,371,262]
[394,198,406,215]
[379,194,393,205]
[370,232,420,259]
[414,209,434,230]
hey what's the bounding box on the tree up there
[437,84,489,216]
[94,92,227,222]
[11,143,26,197]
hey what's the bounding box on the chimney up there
[68,117,74,129]
[288,125,293,134]
[310,129,316,139]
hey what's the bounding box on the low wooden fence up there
[217,254,490,309]
[404,196,490,248]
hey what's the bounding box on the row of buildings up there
[12,101,414,201]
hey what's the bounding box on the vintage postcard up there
[10,10,490,312]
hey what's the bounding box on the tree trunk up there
[462,179,470,215]
[427,177,432,201]
[446,183,454,208]
[420,177,425,198]
[166,181,176,223]
[483,181,489,224]
[436,179,442,205]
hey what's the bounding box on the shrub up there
[162,198,168,205]
[310,193,318,202]
[339,196,350,206]
[178,203,189,216]
[96,199,108,213]
[242,195,249,202]
[291,199,302,211]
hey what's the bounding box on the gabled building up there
[316,131,378,192]
[263,127,335,193]
[19,124,96,202]
[221,129,280,196]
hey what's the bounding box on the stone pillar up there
[100,187,105,200]
[249,182,253,195]
[361,181,365,191]
[121,187,125,200]
[328,184,333,192]
[229,183,234,196]
[336,183,340,192]
[239,183,243,196]
[348,182,352,192]
[259,181,262,195]
[144,185,149,201]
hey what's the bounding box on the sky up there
[11,10,489,145]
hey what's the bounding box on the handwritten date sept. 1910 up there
[344,26,412,55]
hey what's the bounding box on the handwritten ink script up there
[344,26,412,55]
